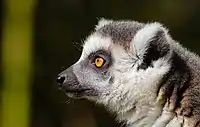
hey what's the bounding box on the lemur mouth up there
[65,88,91,94]
[64,88,94,98]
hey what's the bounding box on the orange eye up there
[95,57,104,67]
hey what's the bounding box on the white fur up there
[132,23,163,57]
[102,55,171,127]
[80,21,182,127]
[79,34,113,62]
[95,18,113,30]
[85,37,173,126]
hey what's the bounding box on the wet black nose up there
[56,76,65,86]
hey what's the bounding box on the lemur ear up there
[95,18,113,30]
[131,23,171,70]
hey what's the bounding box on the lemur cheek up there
[109,76,115,84]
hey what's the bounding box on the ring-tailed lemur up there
[56,19,200,127]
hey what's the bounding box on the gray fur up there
[57,19,200,127]
[96,20,144,50]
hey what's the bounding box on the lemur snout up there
[56,76,65,86]
[57,66,80,90]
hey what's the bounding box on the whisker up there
[60,98,73,104]
[64,98,71,104]
[72,41,82,52]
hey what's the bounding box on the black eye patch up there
[88,49,112,70]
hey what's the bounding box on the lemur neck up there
[116,52,191,127]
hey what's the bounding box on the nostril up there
[56,76,65,85]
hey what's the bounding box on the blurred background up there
[1,0,200,127]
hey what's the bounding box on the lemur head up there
[57,19,173,115]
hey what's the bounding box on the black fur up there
[158,52,191,110]
[137,30,170,70]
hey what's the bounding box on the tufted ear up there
[95,18,113,30]
[131,22,171,70]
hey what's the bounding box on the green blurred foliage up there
[1,0,200,127]
[1,0,35,127]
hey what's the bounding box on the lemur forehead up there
[81,34,113,59]
[95,20,144,50]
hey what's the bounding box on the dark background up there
[1,0,200,127]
